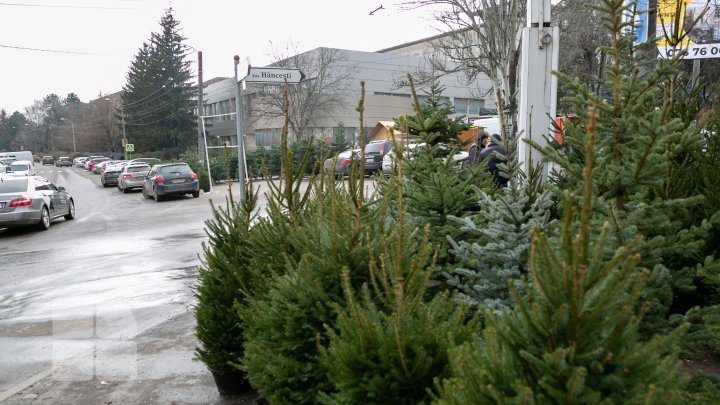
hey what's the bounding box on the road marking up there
[0,368,54,401]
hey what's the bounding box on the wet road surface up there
[0,165,257,403]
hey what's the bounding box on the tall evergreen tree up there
[122,8,196,156]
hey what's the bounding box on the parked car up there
[55,157,73,167]
[0,162,10,174]
[42,155,54,166]
[93,160,118,174]
[8,160,36,177]
[0,175,75,230]
[86,157,110,172]
[142,162,200,201]
[363,140,393,174]
[83,156,104,170]
[382,143,468,176]
[100,166,122,187]
[323,149,362,177]
[73,157,87,167]
[117,164,151,193]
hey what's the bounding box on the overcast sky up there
[0,0,442,114]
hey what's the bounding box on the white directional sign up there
[243,66,304,84]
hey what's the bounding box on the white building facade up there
[198,38,494,149]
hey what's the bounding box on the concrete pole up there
[517,0,559,182]
[197,51,205,159]
[234,55,246,202]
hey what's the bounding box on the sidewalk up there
[2,309,260,404]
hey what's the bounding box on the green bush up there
[180,152,210,191]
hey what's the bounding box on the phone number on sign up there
[659,44,720,59]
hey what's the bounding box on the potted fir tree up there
[194,182,258,395]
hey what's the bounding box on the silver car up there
[117,163,151,193]
[0,175,75,230]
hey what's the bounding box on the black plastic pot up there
[209,367,249,395]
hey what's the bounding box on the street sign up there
[243,66,304,84]
[125,144,135,152]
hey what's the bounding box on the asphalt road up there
[0,165,258,404]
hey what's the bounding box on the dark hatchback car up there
[363,140,393,174]
[100,166,122,187]
[42,155,54,166]
[142,162,200,202]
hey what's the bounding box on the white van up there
[8,160,36,176]
[472,117,501,136]
[0,151,34,165]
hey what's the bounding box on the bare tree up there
[402,0,525,139]
[250,44,356,141]
[552,0,610,101]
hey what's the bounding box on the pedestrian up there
[477,133,508,187]
[468,130,490,164]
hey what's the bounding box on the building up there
[198,36,493,150]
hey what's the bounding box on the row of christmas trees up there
[194,0,719,402]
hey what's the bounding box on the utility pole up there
[517,0,559,182]
[234,55,247,202]
[121,103,126,144]
[197,51,205,159]
[60,118,76,153]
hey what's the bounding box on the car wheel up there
[64,199,76,220]
[154,188,163,202]
[142,187,150,199]
[192,191,200,198]
[117,184,123,192]
[38,206,50,230]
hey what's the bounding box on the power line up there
[0,43,123,56]
[0,2,149,10]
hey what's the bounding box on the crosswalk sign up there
[125,144,135,152]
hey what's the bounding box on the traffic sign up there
[244,66,304,84]
[125,144,135,152]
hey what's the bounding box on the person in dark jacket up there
[468,130,490,164]
[477,133,507,187]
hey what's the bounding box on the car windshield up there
[158,165,191,174]
[0,178,28,193]
[11,163,29,171]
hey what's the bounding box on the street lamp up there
[60,118,76,153]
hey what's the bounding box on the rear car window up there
[158,165,191,174]
[366,142,390,154]
[0,178,29,193]
[11,163,29,171]
[128,165,150,173]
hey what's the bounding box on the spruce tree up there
[436,109,689,404]
[318,123,477,404]
[534,0,718,337]
[444,140,555,310]
[380,74,488,277]
[239,83,388,403]
[194,182,260,376]
[122,8,196,155]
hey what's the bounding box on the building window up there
[454,97,485,115]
